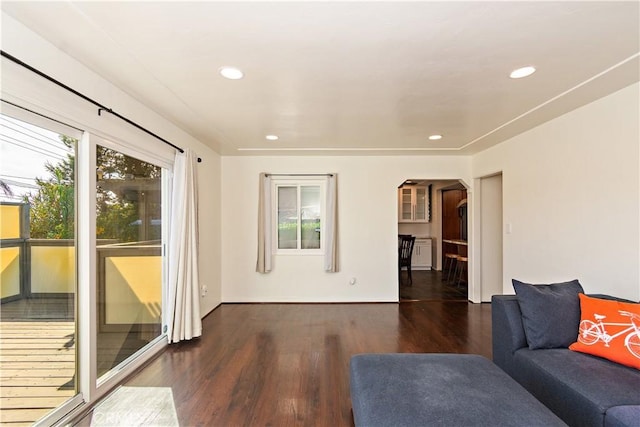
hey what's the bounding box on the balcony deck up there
[0,298,75,426]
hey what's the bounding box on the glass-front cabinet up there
[398,185,430,223]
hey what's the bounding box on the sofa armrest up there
[491,295,528,374]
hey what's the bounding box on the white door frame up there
[471,172,504,303]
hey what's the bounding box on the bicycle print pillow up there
[569,294,640,370]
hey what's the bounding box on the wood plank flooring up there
[400,270,467,301]
[0,321,75,427]
[76,301,492,427]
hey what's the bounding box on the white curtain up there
[324,174,338,272]
[256,173,272,273]
[167,148,201,343]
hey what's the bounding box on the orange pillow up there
[569,294,640,370]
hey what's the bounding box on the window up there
[274,180,325,253]
[257,173,336,273]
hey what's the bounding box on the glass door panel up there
[401,188,412,220]
[415,187,426,220]
[96,145,163,378]
[0,114,77,424]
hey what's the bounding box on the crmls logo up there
[91,411,126,425]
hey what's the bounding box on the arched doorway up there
[397,179,469,301]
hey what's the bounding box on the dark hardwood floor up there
[400,269,468,301]
[76,301,492,426]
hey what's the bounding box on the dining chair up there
[398,235,416,286]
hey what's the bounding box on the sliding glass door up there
[95,145,164,380]
[0,107,171,425]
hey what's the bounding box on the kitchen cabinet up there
[412,238,432,270]
[398,185,430,223]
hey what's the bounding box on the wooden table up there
[443,239,467,246]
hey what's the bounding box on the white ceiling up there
[2,1,639,156]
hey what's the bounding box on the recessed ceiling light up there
[265,135,279,141]
[428,134,443,140]
[510,66,536,79]
[219,66,244,80]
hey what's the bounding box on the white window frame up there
[272,178,326,256]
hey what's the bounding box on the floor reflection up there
[400,270,467,301]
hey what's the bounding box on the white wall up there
[472,83,640,301]
[6,8,637,305]
[221,156,472,302]
[1,13,223,315]
[198,153,222,315]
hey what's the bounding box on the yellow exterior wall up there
[105,256,161,325]
[0,247,20,298]
[0,205,21,239]
[30,246,75,293]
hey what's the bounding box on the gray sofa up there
[492,295,640,427]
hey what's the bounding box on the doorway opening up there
[398,179,469,302]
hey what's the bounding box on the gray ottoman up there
[350,353,566,426]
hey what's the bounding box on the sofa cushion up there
[491,295,528,377]
[570,294,640,370]
[512,279,584,349]
[604,406,640,427]
[513,348,640,427]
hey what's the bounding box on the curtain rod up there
[265,173,333,177]
[1,50,202,163]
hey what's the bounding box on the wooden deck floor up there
[0,321,75,426]
[0,297,159,426]
[0,303,76,426]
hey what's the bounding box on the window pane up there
[277,186,297,249]
[96,146,162,379]
[0,114,77,424]
[415,187,426,220]
[402,188,412,220]
[301,186,320,249]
